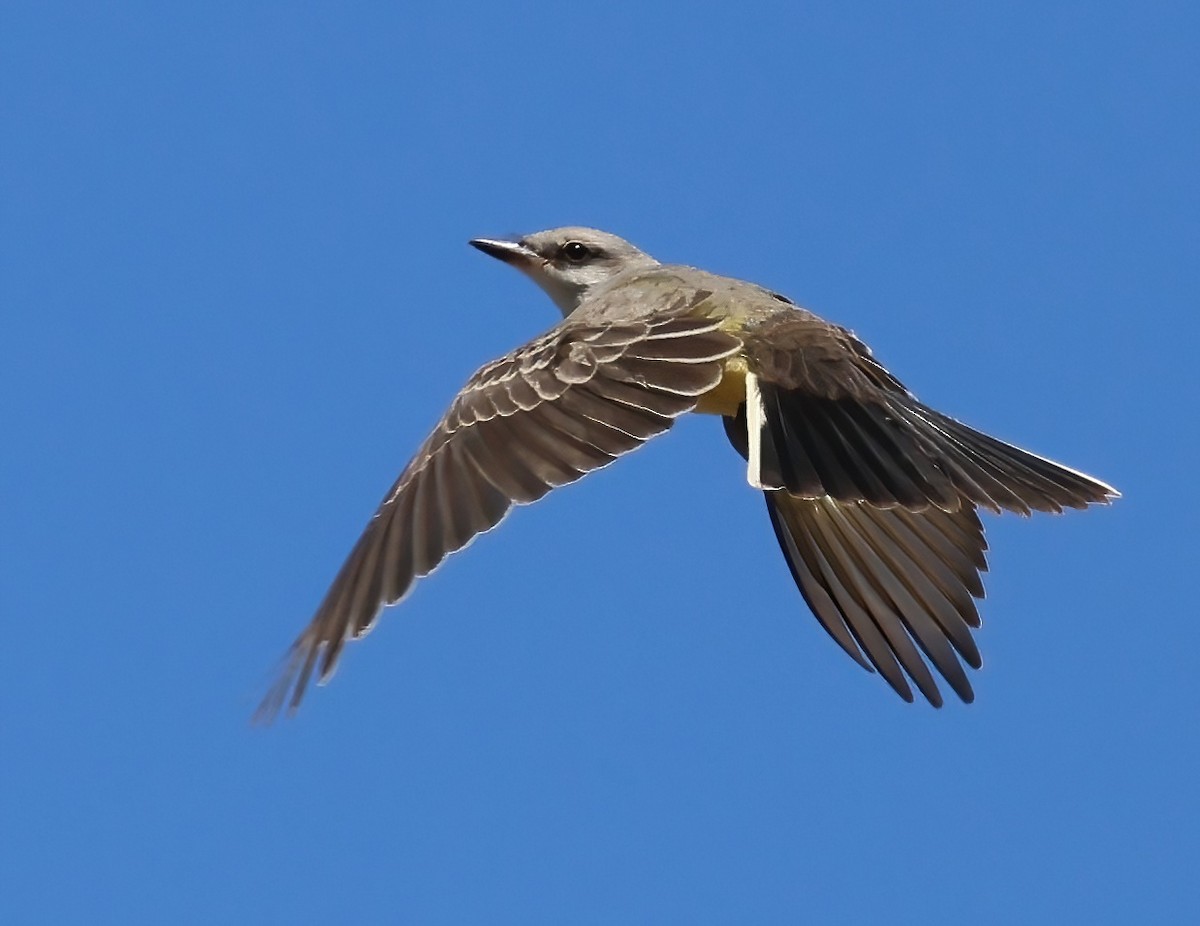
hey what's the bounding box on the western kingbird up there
[258,226,1118,719]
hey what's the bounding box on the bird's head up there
[470,226,659,315]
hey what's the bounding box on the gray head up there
[470,226,660,315]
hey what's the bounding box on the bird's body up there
[693,353,750,417]
[258,227,1117,719]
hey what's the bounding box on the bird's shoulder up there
[574,263,910,399]
[740,307,911,399]
[569,263,753,324]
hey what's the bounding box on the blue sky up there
[4,2,1197,922]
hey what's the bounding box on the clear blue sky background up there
[4,2,1196,923]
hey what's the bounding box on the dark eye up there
[559,241,592,263]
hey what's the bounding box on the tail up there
[739,372,1118,515]
[723,378,1116,706]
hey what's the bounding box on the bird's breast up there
[694,355,749,416]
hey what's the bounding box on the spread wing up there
[724,306,1116,706]
[767,492,987,706]
[257,315,741,720]
[723,407,989,706]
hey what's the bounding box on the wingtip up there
[251,635,320,725]
[251,686,287,727]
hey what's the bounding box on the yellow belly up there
[695,356,749,416]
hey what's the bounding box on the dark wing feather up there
[728,301,1113,704]
[766,493,986,706]
[724,408,987,706]
[256,316,741,720]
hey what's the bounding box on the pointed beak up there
[469,237,537,267]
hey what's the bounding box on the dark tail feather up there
[740,378,1118,515]
[895,401,1120,514]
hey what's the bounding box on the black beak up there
[469,237,536,266]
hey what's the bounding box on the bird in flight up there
[257,227,1118,719]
